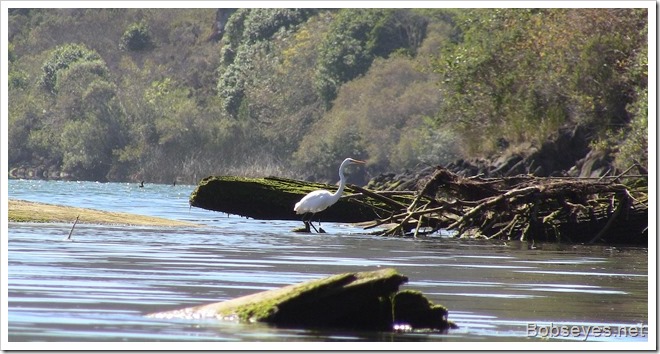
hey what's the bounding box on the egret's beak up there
[351,159,366,164]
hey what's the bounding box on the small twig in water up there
[65,215,80,241]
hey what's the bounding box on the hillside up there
[8,8,648,185]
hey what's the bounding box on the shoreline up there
[8,199,200,227]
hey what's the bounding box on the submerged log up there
[147,268,454,332]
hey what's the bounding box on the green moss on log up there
[148,268,453,332]
[189,176,391,222]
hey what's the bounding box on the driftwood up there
[189,167,647,245]
[362,166,648,245]
[147,268,454,332]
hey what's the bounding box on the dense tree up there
[217,9,317,117]
[46,45,126,180]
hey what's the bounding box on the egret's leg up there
[307,213,320,233]
[316,217,326,233]
[300,213,319,233]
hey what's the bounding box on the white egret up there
[294,157,366,233]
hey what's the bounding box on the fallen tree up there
[189,167,648,245]
[189,175,414,223]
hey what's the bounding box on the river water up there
[5,179,651,348]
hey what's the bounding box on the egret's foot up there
[292,222,312,233]
[318,227,326,234]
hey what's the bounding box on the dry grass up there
[8,199,199,227]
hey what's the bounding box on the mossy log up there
[147,268,454,332]
[189,176,413,223]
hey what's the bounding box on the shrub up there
[119,21,153,51]
[294,130,368,182]
[40,43,101,92]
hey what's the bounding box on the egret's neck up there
[334,170,347,197]
[331,160,350,200]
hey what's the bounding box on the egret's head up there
[345,158,366,165]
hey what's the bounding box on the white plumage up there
[294,190,336,213]
[294,157,365,231]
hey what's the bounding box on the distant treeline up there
[8,8,647,184]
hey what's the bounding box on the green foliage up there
[57,74,127,180]
[314,9,422,105]
[434,9,647,156]
[8,68,29,90]
[119,21,153,51]
[220,9,249,64]
[218,9,317,117]
[615,27,648,172]
[295,130,368,182]
[33,43,127,180]
[296,49,454,178]
[238,14,328,158]
[242,8,317,44]
[8,41,16,62]
[7,8,649,184]
[60,116,112,180]
[615,86,648,172]
[40,43,102,93]
[8,92,48,165]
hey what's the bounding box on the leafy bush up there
[40,43,101,92]
[242,8,316,43]
[119,21,153,51]
[58,76,126,180]
[35,42,128,180]
[295,130,368,182]
[615,86,648,172]
[615,28,648,172]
